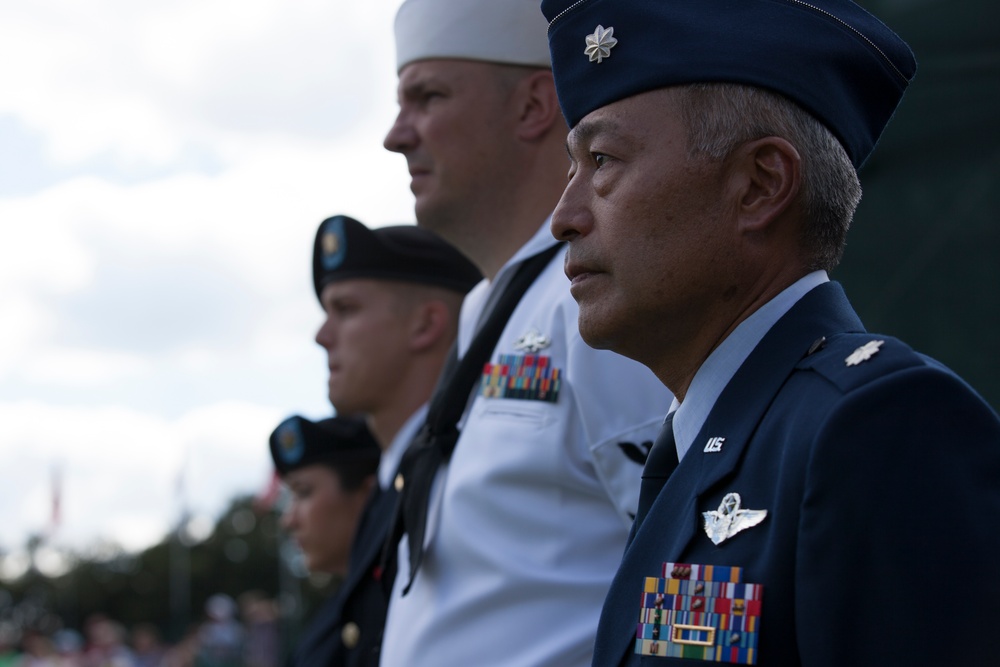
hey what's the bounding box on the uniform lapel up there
[290,591,347,666]
[342,484,398,595]
[688,282,863,500]
[595,451,704,664]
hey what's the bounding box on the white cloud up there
[0,400,284,553]
[20,347,151,388]
[0,0,418,554]
[0,0,401,167]
[0,139,412,395]
[0,295,55,377]
[0,187,98,295]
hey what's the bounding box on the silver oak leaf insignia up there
[584,25,618,63]
[845,339,884,366]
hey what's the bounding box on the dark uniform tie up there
[633,412,678,530]
[382,243,563,594]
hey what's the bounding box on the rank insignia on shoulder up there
[845,339,884,366]
[635,563,763,664]
[480,354,561,403]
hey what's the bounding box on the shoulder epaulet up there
[796,332,927,394]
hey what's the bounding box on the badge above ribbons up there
[635,562,763,664]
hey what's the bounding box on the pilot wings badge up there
[702,493,767,545]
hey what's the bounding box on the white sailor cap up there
[394,0,551,72]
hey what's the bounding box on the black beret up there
[268,415,380,476]
[312,215,482,301]
[542,0,916,168]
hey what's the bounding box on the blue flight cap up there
[542,0,917,168]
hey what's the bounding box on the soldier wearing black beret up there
[269,415,380,576]
[543,0,1000,664]
[313,214,482,301]
[292,214,478,667]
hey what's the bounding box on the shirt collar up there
[672,271,829,460]
[378,403,429,490]
[458,217,559,355]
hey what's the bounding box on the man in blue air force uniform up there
[542,0,1000,664]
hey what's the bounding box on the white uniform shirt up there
[380,221,673,666]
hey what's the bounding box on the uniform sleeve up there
[795,364,1000,666]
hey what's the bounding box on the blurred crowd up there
[0,593,280,667]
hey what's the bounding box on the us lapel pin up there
[703,437,725,453]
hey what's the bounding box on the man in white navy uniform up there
[543,0,1000,664]
[379,0,673,665]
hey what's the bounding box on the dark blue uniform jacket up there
[594,282,1000,666]
[289,484,397,667]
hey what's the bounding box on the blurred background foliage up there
[1,496,331,657]
[844,0,999,410]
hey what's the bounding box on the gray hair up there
[674,83,861,271]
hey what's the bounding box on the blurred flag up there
[253,469,282,513]
[49,464,62,536]
[174,453,191,525]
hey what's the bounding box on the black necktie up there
[381,243,563,594]
[633,412,678,529]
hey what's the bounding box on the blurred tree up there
[843,0,999,410]
[0,495,331,658]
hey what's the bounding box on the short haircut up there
[674,83,862,272]
[325,458,378,493]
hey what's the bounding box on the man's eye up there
[592,153,610,168]
[333,302,358,315]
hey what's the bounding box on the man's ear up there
[408,300,449,352]
[515,70,563,142]
[731,136,801,233]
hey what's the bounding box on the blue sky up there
[0,0,415,573]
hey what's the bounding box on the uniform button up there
[394,474,404,492]
[341,622,360,649]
